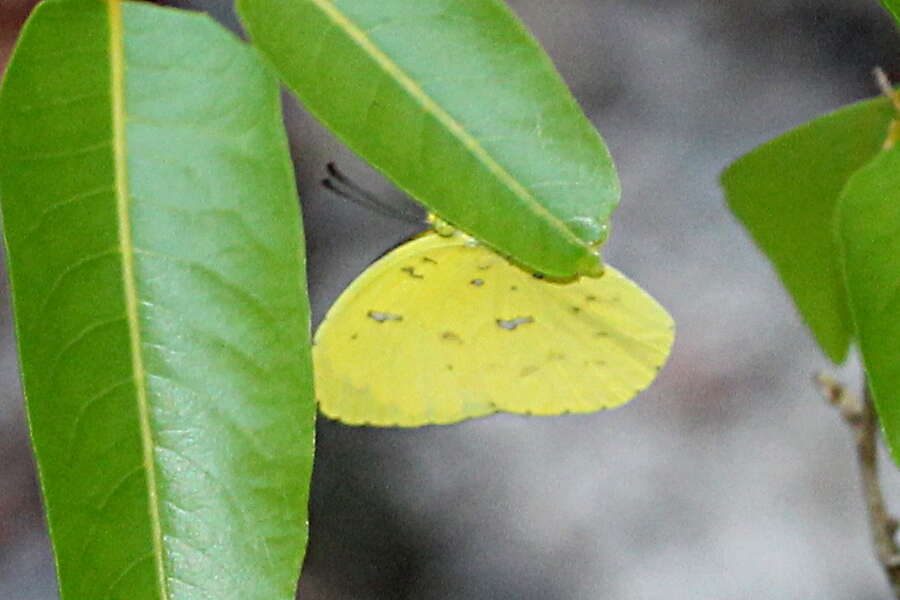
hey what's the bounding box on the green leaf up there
[0,1,314,598]
[837,148,900,463]
[721,95,895,363]
[882,0,900,25]
[237,0,618,279]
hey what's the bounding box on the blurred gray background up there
[3,0,900,598]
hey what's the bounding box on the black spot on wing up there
[510,285,518,291]
[520,365,539,377]
[570,306,581,314]
[496,316,535,331]
[470,278,485,287]
[422,256,437,264]
[401,266,424,279]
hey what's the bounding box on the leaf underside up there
[238,0,619,279]
[0,1,314,598]
[721,95,895,363]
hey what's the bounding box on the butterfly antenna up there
[322,163,424,225]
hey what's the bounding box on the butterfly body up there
[313,230,674,426]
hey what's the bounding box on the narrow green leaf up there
[0,1,314,598]
[721,96,895,363]
[238,0,618,279]
[837,148,900,463]
[882,0,900,25]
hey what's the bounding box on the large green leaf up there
[721,95,895,363]
[0,1,314,598]
[837,148,900,462]
[238,0,618,280]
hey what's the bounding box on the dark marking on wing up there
[586,295,597,302]
[401,266,424,279]
[496,316,535,331]
[594,331,609,338]
[350,333,358,340]
[422,256,437,264]
[446,364,454,371]
[510,285,518,291]
[441,331,463,343]
[570,306,581,314]
[470,278,485,287]
[368,310,403,323]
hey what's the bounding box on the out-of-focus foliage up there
[722,6,900,462]
[837,148,900,461]
[721,95,894,363]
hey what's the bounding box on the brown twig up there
[817,374,900,597]
[874,67,900,150]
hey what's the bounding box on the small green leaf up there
[837,148,900,463]
[0,1,314,598]
[238,0,618,279]
[721,95,895,363]
[882,0,900,25]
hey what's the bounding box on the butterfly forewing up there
[313,232,674,426]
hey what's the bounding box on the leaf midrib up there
[308,0,583,248]
[107,1,168,597]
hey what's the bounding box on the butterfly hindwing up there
[313,232,674,426]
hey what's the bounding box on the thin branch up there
[874,67,900,150]
[817,374,900,597]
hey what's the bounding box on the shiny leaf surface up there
[0,1,314,598]
[238,0,619,279]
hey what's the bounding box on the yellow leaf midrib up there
[107,1,169,597]
[307,0,583,250]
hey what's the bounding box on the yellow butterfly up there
[313,225,674,427]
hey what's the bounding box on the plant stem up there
[856,384,900,597]
[820,374,900,597]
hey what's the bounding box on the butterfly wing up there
[313,233,674,426]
